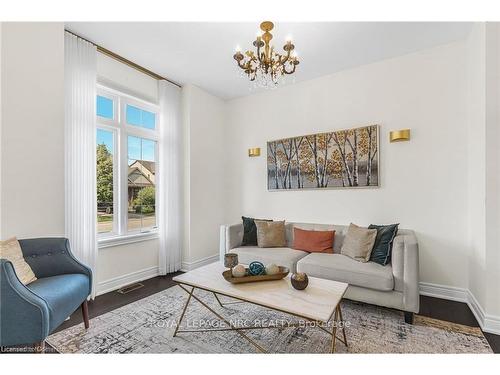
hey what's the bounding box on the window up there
[97,95,114,120]
[126,104,156,129]
[127,136,157,232]
[96,129,115,234]
[96,87,159,240]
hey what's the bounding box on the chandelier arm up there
[282,63,297,75]
[279,50,291,65]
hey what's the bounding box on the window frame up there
[96,84,160,246]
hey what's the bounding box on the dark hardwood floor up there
[3,274,499,353]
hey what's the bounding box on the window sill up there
[98,231,159,249]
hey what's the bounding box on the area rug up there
[47,286,492,353]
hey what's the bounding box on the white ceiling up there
[66,22,473,100]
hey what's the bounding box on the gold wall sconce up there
[248,147,261,157]
[389,129,411,143]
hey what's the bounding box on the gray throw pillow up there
[341,223,377,262]
[255,220,287,248]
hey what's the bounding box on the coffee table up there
[172,262,349,353]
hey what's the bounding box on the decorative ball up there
[291,272,309,290]
[265,263,280,275]
[232,264,246,278]
[248,261,265,276]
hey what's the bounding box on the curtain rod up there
[64,29,181,88]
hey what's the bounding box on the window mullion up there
[119,103,129,236]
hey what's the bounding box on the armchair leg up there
[81,300,90,329]
[33,340,45,353]
[404,312,414,324]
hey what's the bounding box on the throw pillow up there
[241,216,272,246]
[0,237,37,284]
[255,220,287,248]
[341,223,377,262]
[293,227,335,253]
[369,223,399,265]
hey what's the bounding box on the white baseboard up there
[419,282,500,335]
[96,266,159,296]
[419,282,469,303]
[181,254,219,272]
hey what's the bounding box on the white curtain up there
[64,32,98,298]
[158,80,182,274]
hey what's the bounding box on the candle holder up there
[224,253,239,272]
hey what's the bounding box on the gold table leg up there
[173,286,194,337]
[176,284,267,353]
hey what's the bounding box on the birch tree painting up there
[267,125,379,190]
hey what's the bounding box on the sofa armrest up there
[219,223,244,263]
[0,259,51,346]
[391,230,419,313]
[18,238,92,295]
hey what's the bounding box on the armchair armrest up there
[391,230,420,313]
[219,223,244,263]
[0,259,50,346]
[19,238,92,295]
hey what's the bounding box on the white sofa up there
[220,222,419,323]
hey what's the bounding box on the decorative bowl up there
[291,272,309,290]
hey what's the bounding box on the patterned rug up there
[47,285,492,353]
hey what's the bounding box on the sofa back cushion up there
[292,227,335,253]
[255,220,287,247]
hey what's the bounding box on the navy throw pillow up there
[368,224,399,265]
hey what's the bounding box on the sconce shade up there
[390,129,411,142]
[248,147,261,157]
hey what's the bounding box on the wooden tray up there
[222,266,290,284]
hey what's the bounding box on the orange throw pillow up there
[292,227,335,253]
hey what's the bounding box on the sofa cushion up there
[296,253,394,291]
[26,274,89,332]
[241,216,272,246]
[368,223,399,265]
[341,223,377,262]
[292,227,335,253]
[255,220,287,247]
[230,246,309,273]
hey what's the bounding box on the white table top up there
[173,262,348,322]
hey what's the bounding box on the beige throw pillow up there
[341,223,377,262]
[255,220,287,248]
[0,237,37,284]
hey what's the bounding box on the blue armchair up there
[0,238,92,349]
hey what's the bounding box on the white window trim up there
[96,85,160,248]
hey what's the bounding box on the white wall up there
[97,53,158,103]
[182,84,226,269]
[1,23,65,239]
[466,23,500,320]
[225,41,470,289]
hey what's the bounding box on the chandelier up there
[233,21,299,88]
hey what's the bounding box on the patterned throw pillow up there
[369,224,399,265]
[340,223,377,262]
[0,237,37,284]
[241,216,272,246]
[255,220,287,248]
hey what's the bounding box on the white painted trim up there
[98,232,159,249]
[96,266,159,296]
[419,282,468,302]
[419,282,500,335]
[181,254,219,272]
